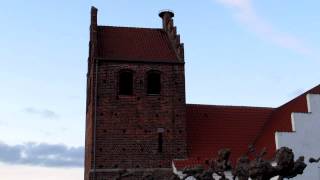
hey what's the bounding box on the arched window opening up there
[119,70,133,95]
[147,71,161,95]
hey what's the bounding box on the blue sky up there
[0,0,319,179]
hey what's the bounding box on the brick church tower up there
[84,7,187,179]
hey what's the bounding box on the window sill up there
[117,95,136,99]
[147,94,161,96]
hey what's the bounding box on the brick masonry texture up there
[84,11,188,179]
[96,61,187,167]
[90,169,173,180]
[85,60,188,179]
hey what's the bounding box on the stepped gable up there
[174,104,274,170]
[253,84,320,159]
[94,10,184,63]
[174,85,320,170]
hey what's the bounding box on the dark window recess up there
[147,72,161,94]
[119,71,133,95]
[158,132,163,153]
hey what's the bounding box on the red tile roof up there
[174,104,274,170]
[97,26,179,62]
[174,85,320,170]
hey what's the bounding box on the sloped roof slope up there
[174,85,320,170]
[97,26,179,62]
[174,104,274,169]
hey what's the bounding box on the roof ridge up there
[97,25,179,62]
[251,84,320,153]
[98,25,163,31]
[187,84,320,110]
[276,84,320,109]
[186,103,273,109]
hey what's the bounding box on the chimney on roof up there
[159,10,174,31]
[159,10,184,61]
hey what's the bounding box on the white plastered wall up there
[276,94,320,180]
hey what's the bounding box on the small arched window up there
[147,71,161,95]
[119,70,133,95]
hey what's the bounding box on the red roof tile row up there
[174,85,320,170]
[97,26,179,62]
[174,104,274,169]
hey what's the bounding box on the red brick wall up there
[89,168,174,180]
[84,102,93,180]
[84,60,95,180]
[85,60,187,179]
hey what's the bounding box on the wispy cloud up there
[215,0,314,57]
[24,107,59,119]
[0,142,83,167]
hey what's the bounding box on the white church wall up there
[276,94,320,180]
